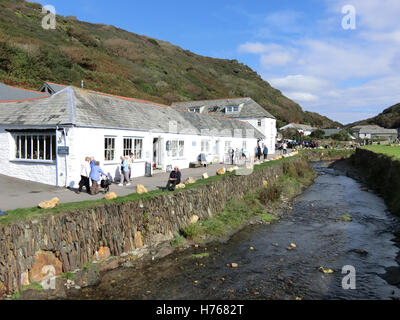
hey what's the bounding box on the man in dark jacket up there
[166,166,181,191]
[263,145,269,160]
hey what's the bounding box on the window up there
[242,141,247,150]
[258,120,262,127]
[201,140,210,153]
[104,137,115,161]
[171,141,178,157]
[134,138,143,159]
[179,141,185,157]
[123,138,132,157]
[225,141,231,152]
[14,134,56,161]
[167,140,184,158]
[225,105,240,114]
[188,107,201,113]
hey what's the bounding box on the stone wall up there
[0,157,307,295]
[352,148,400,216]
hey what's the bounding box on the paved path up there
[0,163,238,211]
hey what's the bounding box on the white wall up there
[0,127,57,185]
[0,125,260,187]
[242,117,276,154]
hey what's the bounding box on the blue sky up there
[37,0,400,124]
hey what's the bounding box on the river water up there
[70,162,400,300]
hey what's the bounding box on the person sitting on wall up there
[166,166,181,191]
[90,161,106,195]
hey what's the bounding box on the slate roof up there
[172,97,275,119]
[0,82,48,102]
[352,125,397,135]
[39,82,67,95]
[322,128,342,137]
[0,86,265,139]
[280,123,317,131]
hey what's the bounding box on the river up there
[68,162,400,300]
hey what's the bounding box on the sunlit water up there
[69,162,400,300]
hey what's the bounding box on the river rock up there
[136,184,148,194]
[290,243,297,248]
[134,231,143,248]
[99,258,119,272]
[38,197,59,209]
[104,192,117,200]
[202,173,209,179]
[190,215,199,224]
[93,246,111,261]
[231,263,238,268]
[29,251,63,283]
[318,267,334,274]
[20,271,30,286]
[217,168,226,175]
[185,177,196,184]
[0,281,6,298]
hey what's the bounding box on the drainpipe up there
[63,128,68,187]
[55,125,59,187]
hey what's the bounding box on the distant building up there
[352,125,398,142]
[280,123,317,136]
[172,97,277,154]
[0,82,48,101]
[39,81,67,95]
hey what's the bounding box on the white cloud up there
[270,75,331,92]
[284,92,319,102]
[260,52,292,67]
[238,42,282,54]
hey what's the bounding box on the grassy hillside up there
[0,0,341,128]
[349,103,400,129]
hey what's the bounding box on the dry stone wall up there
[0,157,306,295]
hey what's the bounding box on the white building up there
[351,125,398,141]
[172,97,277,155]
[0,86,264,187]
[280,123,317,136]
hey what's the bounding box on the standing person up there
[257,145,262,160]
[119,156,131,186]
[90,161,106,195]
[77,157,91,194]
[230,148,235,165]
[128,152,134,180]
[282,142,288,155]
[166,166,181,191]
[263,145,269,160]
[90,157,95,169]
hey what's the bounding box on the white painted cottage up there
[0,86,264,187]
[172,97,277,155]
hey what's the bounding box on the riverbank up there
[346,148,400,216]
[61,161,400,300]
[1,150,353,299]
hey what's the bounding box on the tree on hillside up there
[281,128,302,140]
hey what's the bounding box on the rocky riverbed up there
[54,162,400,300]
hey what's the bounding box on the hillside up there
[0,0,341,128]
[348,103,400,129]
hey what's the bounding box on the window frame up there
[104,136,116,162]
[13,133,56,163]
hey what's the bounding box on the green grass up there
[259,213,279,222]
[170,233,186,247]
[0,156,299,226]
[362,145,400,159]
[61,271,75,280]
